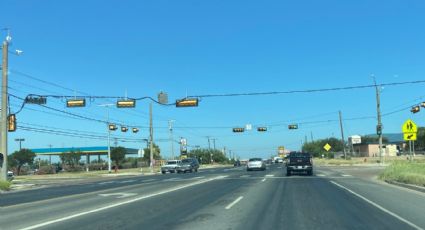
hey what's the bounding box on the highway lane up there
[0,166,235,207]
[1,164,424,230]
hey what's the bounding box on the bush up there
[0,180,11,191]
[62,165,84,172]
[37,165,57,175]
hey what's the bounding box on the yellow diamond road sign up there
[402,119,417,133]
[404,133,417,141]
[323,143,332,152]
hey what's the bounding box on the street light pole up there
[14,138,25,150]
[169,120,175,159]
[0,37,9,181]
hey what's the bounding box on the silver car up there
[161,160,181,174]
[247,158,266,171]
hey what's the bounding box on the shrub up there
[0,180,11,191]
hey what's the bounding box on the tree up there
[414,127,425,151]
[60,150,82,168]
[111,146,126,170]
[143,143,162,164]
[302,138,344,158]
[9,149,36,175]
[188,148,228,164]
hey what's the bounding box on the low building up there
[352,143,400,157]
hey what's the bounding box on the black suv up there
[286,152,313,176]
[176,158,200,173]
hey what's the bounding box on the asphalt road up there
[1,164,424,230]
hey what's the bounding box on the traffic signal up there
[0,153,3,166]
[411,106,420,113]
[257,127,267,132]
[66,99,86,107]
[8,114,16,132]
[121,126,128,132]
[376,124,382,135]
[108,124,118,131]
[117,99,136,108]
[176,98,199,107]
[233,127,245,133]
[132,128,139,133]
[421,102,425,108]
[288,124,298,130]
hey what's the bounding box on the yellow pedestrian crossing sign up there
[402,119,417,133]
[404,133,417,141]
[323,143,332,152]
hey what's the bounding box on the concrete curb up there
[385,180,425,193]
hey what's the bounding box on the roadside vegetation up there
[0,180,11,191]
[379,161,425,187]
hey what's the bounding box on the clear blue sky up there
[2,0,425,159]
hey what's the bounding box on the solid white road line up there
[98,181,114,185]
[19,176,228,230]
[261,178,266,182]
[330,181,423,230]
[225,196,244,210]
[240,175,250,178]
[265,174,274,177]
[341,174,352,177]
[317,174,326,177]
[119,180,136,184]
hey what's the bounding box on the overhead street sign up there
[402,119,417,133]
[323,143,332,152]
[404,133,417,141]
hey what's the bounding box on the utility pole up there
[149,103,154,173]
[212,138,217,150]
[48,144,52,164]
[207,136,211,149]
[339,111,347,160]
[373,77,384,164]
[310,131,314,142]
[98,103,114,173]
[0,35,9,181]
[169,120,175,159]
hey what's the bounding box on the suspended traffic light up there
[233,127,245,133]
[108,124,118,131]
[121,126,128,132]
[288,124,298,129]
[176,98,199,107]
[421,102,425,108]
[411,106,420,113]
[132,128,139,133]
[257,127,267,132]
[8,114,16,132]
[117,99,136,108]
[66,98,86,107]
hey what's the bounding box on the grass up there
[379,161,425,187]
[314,155,425,166]
[0,180,11,191]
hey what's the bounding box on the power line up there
[188,80,425,98]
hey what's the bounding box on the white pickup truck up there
[161,160,181,174]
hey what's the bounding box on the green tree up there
[302,138,344,158]
[111,146,126,169]
[60,150,82,168]
[414,127,425,151]
[9,149,36,175]
[188,148,228,164]
[143,143,162,163]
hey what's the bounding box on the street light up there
[14,138,25,150]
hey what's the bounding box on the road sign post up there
[402,119,418,162]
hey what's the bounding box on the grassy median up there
[0,180,11,191]
[379,161,425,187]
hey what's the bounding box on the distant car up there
[275,157,284,164]
[247,158,266,171]
[176,158,199,173]
[286,152,313,176]
[233,160,241,167]
[7,171,14,181]
[161,160,181,174]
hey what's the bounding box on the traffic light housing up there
[376,124,382,135]
[8,114,16,132]
[233,127,245,133]
[108,124,118,131]
[121,126,128,132]
[176,98,199,107]
[288,124,298,130]
[257,127,267,132]
[421,102,425,108]
[132,128,139,133]
[117,99,136,108]
[411,106,420,113]
[66,99,86,107]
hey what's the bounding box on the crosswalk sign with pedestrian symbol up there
[402,119,418,141]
